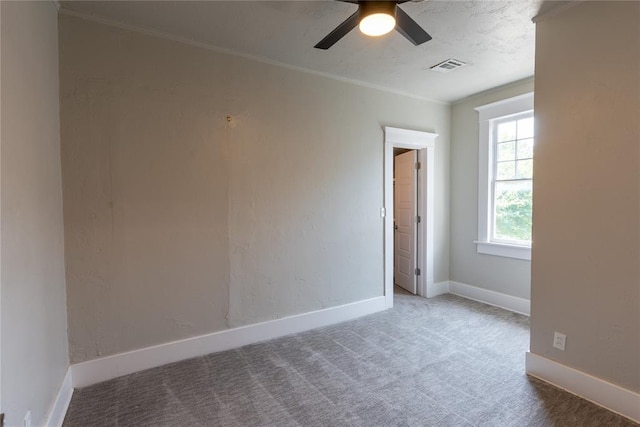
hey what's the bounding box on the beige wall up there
[449,79,533,299]
[59,16,450,364]
[531,1,639,392]
[1,1,69,425]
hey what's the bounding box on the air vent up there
[430,58,467,73]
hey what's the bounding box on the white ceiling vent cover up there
[430,59,467,73]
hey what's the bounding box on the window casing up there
[475,93,534,261]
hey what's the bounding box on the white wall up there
[1,2,70,426]
[449,79,533,299]
[531,1,639,392]
[59,15,450,364]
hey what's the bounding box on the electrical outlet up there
[24,410,31,427]
[553,332,566,351]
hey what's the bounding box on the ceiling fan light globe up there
[359,13,396,37]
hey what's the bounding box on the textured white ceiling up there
[59,0,541,102]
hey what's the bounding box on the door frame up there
[384,127,438,308]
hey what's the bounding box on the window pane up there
[494,181,532,242]
[517,117,534,139]
[496,161,515,180]
[516,159,533,179]
[497,141,515,161]
[497,121,516,142]
[517,138,534,159]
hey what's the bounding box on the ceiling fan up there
[315,0,432,50]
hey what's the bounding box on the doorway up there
[383,127,438,308]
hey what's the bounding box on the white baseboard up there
[448,281,530,316]
[526,352,640,423]
[71,296,386,388]
[45,368,73,427]
[426,280,450,298]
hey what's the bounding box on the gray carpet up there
[63,289,638,426]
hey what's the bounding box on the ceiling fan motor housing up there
[359,1,397,20]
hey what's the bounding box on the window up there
[475,93,534,260]
[493,113,534,243]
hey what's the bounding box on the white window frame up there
[474,92,534,261]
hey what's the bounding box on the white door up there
[394,150,418,294]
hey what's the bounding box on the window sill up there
[474,241,531,261]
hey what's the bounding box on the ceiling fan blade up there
[314,11,359,50]
[395,7,432,46]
